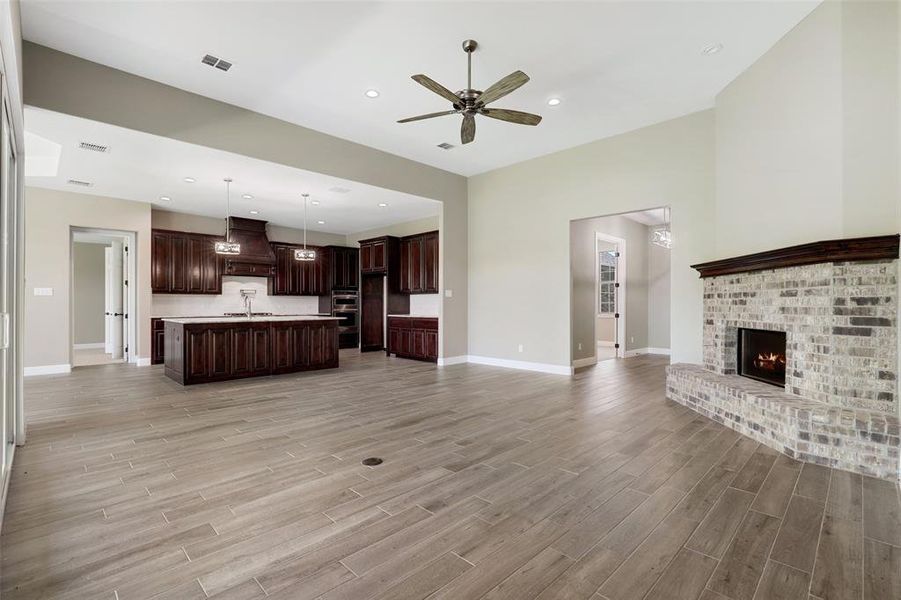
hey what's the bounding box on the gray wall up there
[647,242,671,350]
[72,242,106,344]
[24,42,469,360]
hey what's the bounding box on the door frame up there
[595,232,626,359]
[69,228,138,365]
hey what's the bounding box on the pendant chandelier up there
[214,178,241,255]
[294,193,316,262]
[649,206,672,249]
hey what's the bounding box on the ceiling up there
[21,1,819,176]
[624,208,667,227]
[25,107,440,235]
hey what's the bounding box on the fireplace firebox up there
[737,328,786,387]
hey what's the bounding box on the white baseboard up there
[597,341,615,347]
[135,357,151,367]
[73,343,105,350]
[437,355,468,366]
[572,356,598,368]
[24,364,71,376]
[467,355,573,376]
[624,347,672,358]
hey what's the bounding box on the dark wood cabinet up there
[269,243,328,296]
[165,319,338,385]
[399,231,439,294]
[151,318,166,364]
[152,229,222,294]
[326,246,359,290]
[360,238,389,274]
[387,316,438,362]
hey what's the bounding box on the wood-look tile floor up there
[2,351,899,600]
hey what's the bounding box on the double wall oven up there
[322,291,359,348]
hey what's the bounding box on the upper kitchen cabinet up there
[359,236,397,274]
[399,231,439,294]
[325,246,359,290]
[269,243,329,296]
[152,229,222,294]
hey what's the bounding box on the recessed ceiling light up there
[547,98,561,106]
[311,200,320,206]
[242,194,253,200]
[249,210,259,215]
[364,89,380,98]
[702,43,724,55]
[378,202,388,208]
[159,196,171,202]
[183,177,196,183]
[317,220,325,225]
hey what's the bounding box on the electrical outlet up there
[33,287,53,296]
[444,289,453,298]
[578,343,582,351]
[517,344,523,353]
[630,336,634,344]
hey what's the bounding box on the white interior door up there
[121,242,129,361]
[104,247,112,354]
[108,240,124,360]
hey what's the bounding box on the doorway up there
[570,207,671,368]
[70,228,136,367]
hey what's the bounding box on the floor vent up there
[437,142,455,150]
[361,457,383,466]
[78,141,110,153]
[66,179,93,187]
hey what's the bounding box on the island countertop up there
[162,315,340,325]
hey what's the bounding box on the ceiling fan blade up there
[411,74,461,105]
[461,114,476,144]
[479,108,542,126]
[477,70,530,106]
[397,110,460,123]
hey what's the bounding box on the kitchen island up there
[163,316,340,385]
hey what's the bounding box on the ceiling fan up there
[398,39,542,145]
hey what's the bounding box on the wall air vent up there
[202,54,233,72]
[78,141,109,153]
[66,179,93,187]
[437,142,455,150]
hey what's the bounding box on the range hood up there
[221,217,277,277]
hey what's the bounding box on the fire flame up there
[754,352,786,372]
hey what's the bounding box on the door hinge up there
[124,279,128,286]
[613,252,620,257]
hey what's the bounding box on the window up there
[598,250,617,315]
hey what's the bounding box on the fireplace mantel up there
[691,234,899,278]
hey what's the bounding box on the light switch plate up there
[34,287,53,296]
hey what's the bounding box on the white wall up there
[716,0,899,255]
[469,111,715,367]
[24,187,152,368]
[72,242,107,344]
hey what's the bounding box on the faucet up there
[240,289,257,319]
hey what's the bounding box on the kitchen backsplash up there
[152,277,321,317]
[409,294,440,316]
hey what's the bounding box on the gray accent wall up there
[72,242,107,345]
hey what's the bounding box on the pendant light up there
[214,178,241,255]
[650,206,672,249]
[294,193,316,261]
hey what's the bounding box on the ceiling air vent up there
[328,186,351,194]
[66,179,93,187]
[437,142,455,150]
[78,141,109,153]
[202,54,233,72]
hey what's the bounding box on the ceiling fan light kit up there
[398,39,542,145]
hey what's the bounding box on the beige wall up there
[72,242,107,344]
[24,43,468,359]
[24,187,152,368]
[715,0,900,256]
[344,216,439,246]
[151,209,347,246]
[469,111,714,367]
[648,241,671,350]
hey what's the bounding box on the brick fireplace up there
[667,235,901,481]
